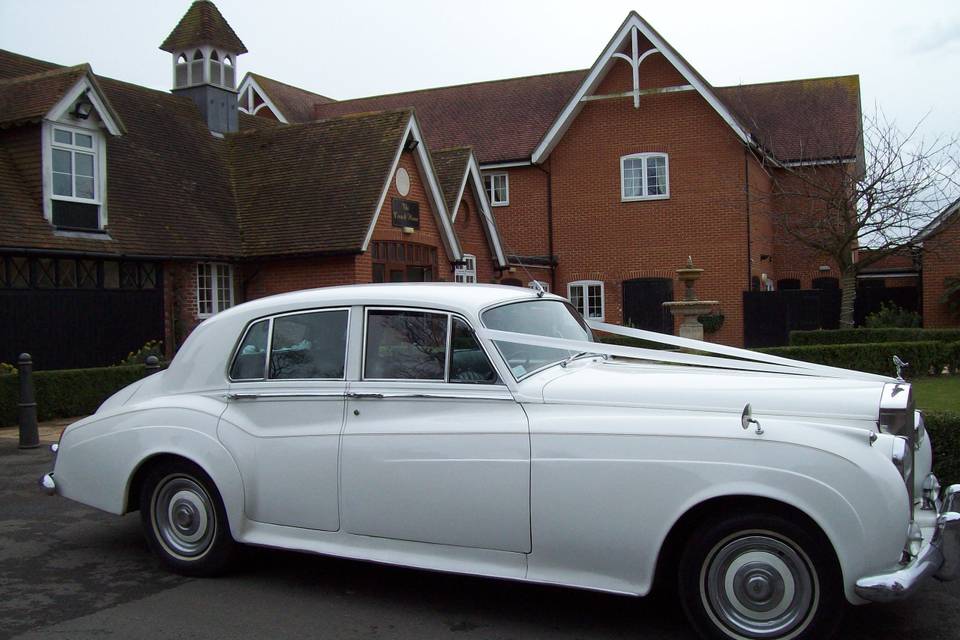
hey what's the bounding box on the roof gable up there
[532,12,750,164]
[238,72,335,124]
[160,0,247,54]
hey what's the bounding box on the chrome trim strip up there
[224,392,346,400]
[347,392,513,402]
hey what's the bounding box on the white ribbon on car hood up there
[475,320,891,383]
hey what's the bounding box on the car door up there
[218,308,349,531]
[340,308,531,553]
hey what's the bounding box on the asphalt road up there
[2,432,959,640]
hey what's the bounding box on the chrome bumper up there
[855,483,960,602]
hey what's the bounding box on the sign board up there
[391,198,420,229]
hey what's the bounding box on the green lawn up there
[912,377,960,413]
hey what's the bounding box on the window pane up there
[74,133,93,148]
[449,317,498,384]
[216,265,233,312]
[75,176,95,199]
[587,284,603,318]
[52,172,73,197]
[365,310,447,379]
[569,285,584,315]
[75,153,94,177]
[52,148,71,173]
[230,319,269,379]
[269,310,349,379]
[647,156,666,196]
[623,158,643,197]
[54,129,72,144]
[196,263,212,315]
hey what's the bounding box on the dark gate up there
[623,278,674,334]
[854,285,920,326]
[743,289,841,348]
[0,256,164,370]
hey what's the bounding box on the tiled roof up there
[311,71,589,164]
[246,72,334,123]
[0,65,90,126]
[430,147,472,212]
[0,50,241,258]
[717,76,862,163]
[160,0,247,54]
[227,109,412,258]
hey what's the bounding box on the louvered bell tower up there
[161,0,248,134]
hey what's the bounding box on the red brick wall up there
[453,184,501,284]
[484,165,551,261]
[748,154,776,287]
[922,219,960,328]
[360,150,455,281]
[241,254,359,300]
[548,90,752,345]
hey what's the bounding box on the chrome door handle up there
[346,392,384,399]
[224,392,258,400]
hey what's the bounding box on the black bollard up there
[18,353,40,449]
[145,355,161,376]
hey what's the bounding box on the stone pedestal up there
[662,257,719,342]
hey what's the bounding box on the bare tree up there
[744,104,959,327]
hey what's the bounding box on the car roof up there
[212,283,556,324]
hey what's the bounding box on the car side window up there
[364,309,448,380]
[449,317,498,384]
[230,319,269,380]
[269,310,348,379]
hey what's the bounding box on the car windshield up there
[481,299,594,379]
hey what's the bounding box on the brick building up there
[1,1,882,367]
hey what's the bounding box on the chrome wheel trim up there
[700,531,819,640]
[151,474,216,560]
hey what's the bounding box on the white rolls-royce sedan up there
[41,283,958,640]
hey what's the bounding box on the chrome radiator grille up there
[879,382,916,509]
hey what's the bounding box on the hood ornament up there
[892,355,909,382]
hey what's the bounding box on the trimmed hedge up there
[926,411,960,486]
[0,364,148,427]
[759,341,959,377]
[790,328,960,347]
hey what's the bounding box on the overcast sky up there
[1,0,957,141]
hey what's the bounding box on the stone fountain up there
[662,256,720,341]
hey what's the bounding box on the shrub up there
[758,341,957,377]
[0,364,150,427]
[790,328,960,346]
[926,411,960,486]
[118,340,164,366]
[864,302,922,328]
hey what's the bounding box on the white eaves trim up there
[479,160,531,170]
[237,74,290,124]
[781,157,857,168]
[531,12,751,164]
[463,153,508,267]
[45,75,124,136]
[361,113,463,262]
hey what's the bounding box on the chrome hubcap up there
[153,475,215,559]
[702,533,817,639]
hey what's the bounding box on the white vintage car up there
[42,283,957,640]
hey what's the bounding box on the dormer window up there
[45,123,105,232]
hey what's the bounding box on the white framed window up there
[528,280,549,293]
[455,254,477,283]
[568,280,604,320]
[482,173,509,206]
[44,122,106,231]
[621,153,669,201]
[197,262,234,318]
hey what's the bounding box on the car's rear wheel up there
[678,512,843,640]
[139,459,235,576]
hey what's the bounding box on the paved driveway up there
[2,429,959,640]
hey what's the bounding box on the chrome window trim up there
[361,306,502,385]
[226,307,351,383]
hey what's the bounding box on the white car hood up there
[538,360,885,422]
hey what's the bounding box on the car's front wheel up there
[139,459,236,576]
[678,512,843,640]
